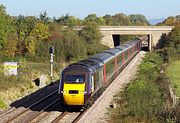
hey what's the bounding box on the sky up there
[0,0,180,20]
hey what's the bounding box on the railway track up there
[50,106,89,123]
[21,98,61,123]
[0,88,90,123]
[0,90,58,123]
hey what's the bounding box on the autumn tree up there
[14,15,37,55]
[48,22,63,41]
[27,22,49,55]
[2,33,18,57]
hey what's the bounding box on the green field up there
[167,60,180,97]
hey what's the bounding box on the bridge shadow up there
[10,79,67,112]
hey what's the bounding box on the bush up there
[125,80,163,118]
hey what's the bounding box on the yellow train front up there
[59,64,93,106]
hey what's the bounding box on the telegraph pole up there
[49,46,54,85]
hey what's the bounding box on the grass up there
[108,52,165,122]
[0,96,7,109]
[0,61,65,109]
[166,60,180,97]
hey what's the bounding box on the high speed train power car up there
[58,39,141,106]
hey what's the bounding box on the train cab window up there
[65,75,85,83]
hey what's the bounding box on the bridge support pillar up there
[148,34,152,51]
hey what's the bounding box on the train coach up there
[58,38,141,106]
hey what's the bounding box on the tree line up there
[0,4,150,62]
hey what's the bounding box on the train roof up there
[89,52,114,64]
[69,58,103,73]
[103,48,122,56]
[67,52,114,73]
[115,45,128,51]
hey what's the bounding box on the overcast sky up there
[1,0,180,19]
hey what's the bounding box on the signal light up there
[49,46,54,54]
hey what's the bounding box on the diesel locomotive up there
[58,39,141,106]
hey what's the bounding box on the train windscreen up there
[65,75,85,83]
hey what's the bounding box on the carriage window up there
[94,71,100,89]
[117,53,123,66]
[106,58,115,78]
[65,75,85,83]
[124,50,128,60]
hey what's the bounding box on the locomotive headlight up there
[80,91,87,94]
[61,90,67,94]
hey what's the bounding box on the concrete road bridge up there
[75,26,174,51]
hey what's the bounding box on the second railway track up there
[0,90,58,123]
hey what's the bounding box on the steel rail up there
[52,111,68,123]
[25,98,60,123]
[3,90,58,123]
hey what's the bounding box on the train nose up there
[62,83,85,105]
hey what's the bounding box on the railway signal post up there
[49,46,54,85]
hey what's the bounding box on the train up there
[58,38,141,107]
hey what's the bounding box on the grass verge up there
[166,60,180,97]
[108,52,179,122]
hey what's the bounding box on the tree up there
[157,15,180,26]
[14,15,37,55]
[48,23,64,41]
[0,5,12,49]
[2,33,18,57]
[112,13,131,26]
[166,25,180,60]
[56,14,70,25]
[26,22,49,55]
[39,11,50,24]
[56,14,82,26]
[79,23,106,56]
[30,22,49,42]
[129,14,150,26]
[84,14,105,25]
[103,14,113,25]
[63,29,86,61]
[79,22,102,44]
[14,15,37,39]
